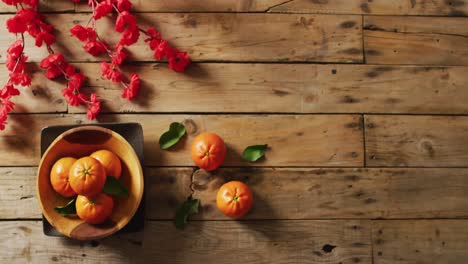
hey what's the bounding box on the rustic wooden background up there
[1,0,468,263]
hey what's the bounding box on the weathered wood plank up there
[5,63,468,114]
[364,16,468,65]
[76,0,286,12]
[365,115,468,167]
[0,13,363,63]
[270,0,468,16]
[5,167,468,220]
[373,220,468,264]
[74,0,468,15]
[0,64,67,113]
[0,221,144,263]
[65,63,468,114]
[0,220,371,264]
[0,114,363,167]
[0,167,193,219]
[190,168,468,220]
[0,0,75,13]
[0,168,39,219]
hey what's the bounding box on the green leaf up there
[242,144,268,162]
[54,198,76,216]
[103,176,129,198]
[159,122,186,150]
[175,199,200,230]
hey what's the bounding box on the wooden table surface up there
[1,0,468,263]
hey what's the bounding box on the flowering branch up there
[0,0,191,130]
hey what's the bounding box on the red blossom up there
[62,87,88,106]
[118,26,140,46]
[168,50,190,72]
[9,73,31,86]
[121,73,140,100]
[111,45,127,65]
[94,0,112,20]
[0,84,20,98]
[115,11,136,33]
[83,41,107,56]
[6,15,27,33]
[35,31,56,47]
[70,25,97,42]
[86,93,101,120]
[6,54,27,73]
[100,62,123,83]
[68,72,85,90]
[45,66,63,79]
[116,0,132,11]
[7,40,23,59]
[39,53,64,69]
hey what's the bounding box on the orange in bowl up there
[37,126,144,240]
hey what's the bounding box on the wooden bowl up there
[37,126,144,240]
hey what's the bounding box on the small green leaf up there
[242,144,268,162]
[159,122,186,150]
[103,176,129,198]
[54,198,76,216]
[175,199,200,230]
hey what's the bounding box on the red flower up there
[168,51,190,72]
[100,62,123,83]
[6,54,27,73]
[86,93,101,120]
[83,41,107,56]
[122,73,140,100]
[39,53,64,69]
[65,64,76,76]
[7,40,23,59]
[118,26,140,46]
[94,0,112,20]
[0,83,20,98]
[68,72,85,90]
[111,45,127,65]
[35,31,56,47]
[115,11,137,33]
[62,87,87,106]
[116,0,132,12]
[70,25,97,42]
[6,15,27,33]
[145,27,162,40]
[9,73,31,86]
[154,40,174,60]
[45,66,63,79]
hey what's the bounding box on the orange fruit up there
[75,194,114,224]
[191,132,227,171]
[216,181,254,218]
[69,157,106,197]
[50,157,77,197]
[90,149,122,179]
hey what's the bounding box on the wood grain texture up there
[0,64,67,113]
[4,63,468,114]
[5,167,468,220]
[0,167,193,219]
[0,13,362,63]
[0,0,75,13]
[146,220,371,264]
[364,16,468,65]
[373,220,468,264]
[0,220,371,264]
[365,115,468,167]
[76,0,287,12]
[190,168,468,219]
[0,114,363,167]
[270,0,468,16]
[0,168,40,219]
[0,221,144,263]
[65,63,468,114]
